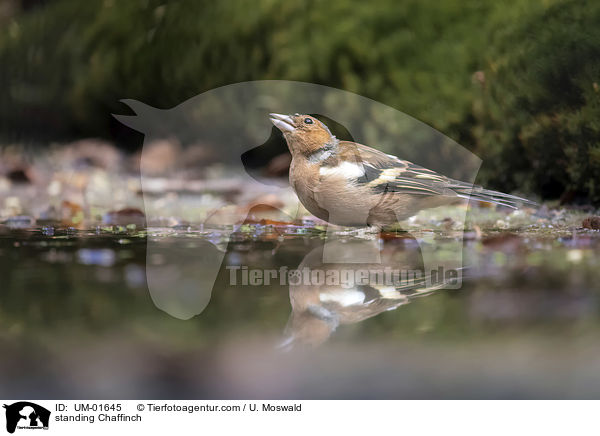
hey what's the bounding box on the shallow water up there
[2,213,600,399]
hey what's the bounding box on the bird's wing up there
[319,274,448,324]
[340,141,535,208]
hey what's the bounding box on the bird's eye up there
[304,118,313,124]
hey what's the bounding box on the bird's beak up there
[269,113,295,132]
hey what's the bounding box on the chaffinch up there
[270,113,535,227]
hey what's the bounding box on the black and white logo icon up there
[3,402,50,434]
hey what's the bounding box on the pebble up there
[103,208,146,227]
[582,216,600,230]
[3,215,35,229]
[42,226,55,236]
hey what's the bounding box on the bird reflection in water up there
[280,238,448,349]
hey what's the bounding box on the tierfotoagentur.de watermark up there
[226,265,460,288]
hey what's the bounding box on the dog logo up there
[3,402,50,434]
[115,81,481,320]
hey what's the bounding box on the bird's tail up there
[451,184,537,209]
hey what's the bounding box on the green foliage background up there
[1,0,599,202]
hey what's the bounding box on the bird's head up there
[269,113,337,156]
